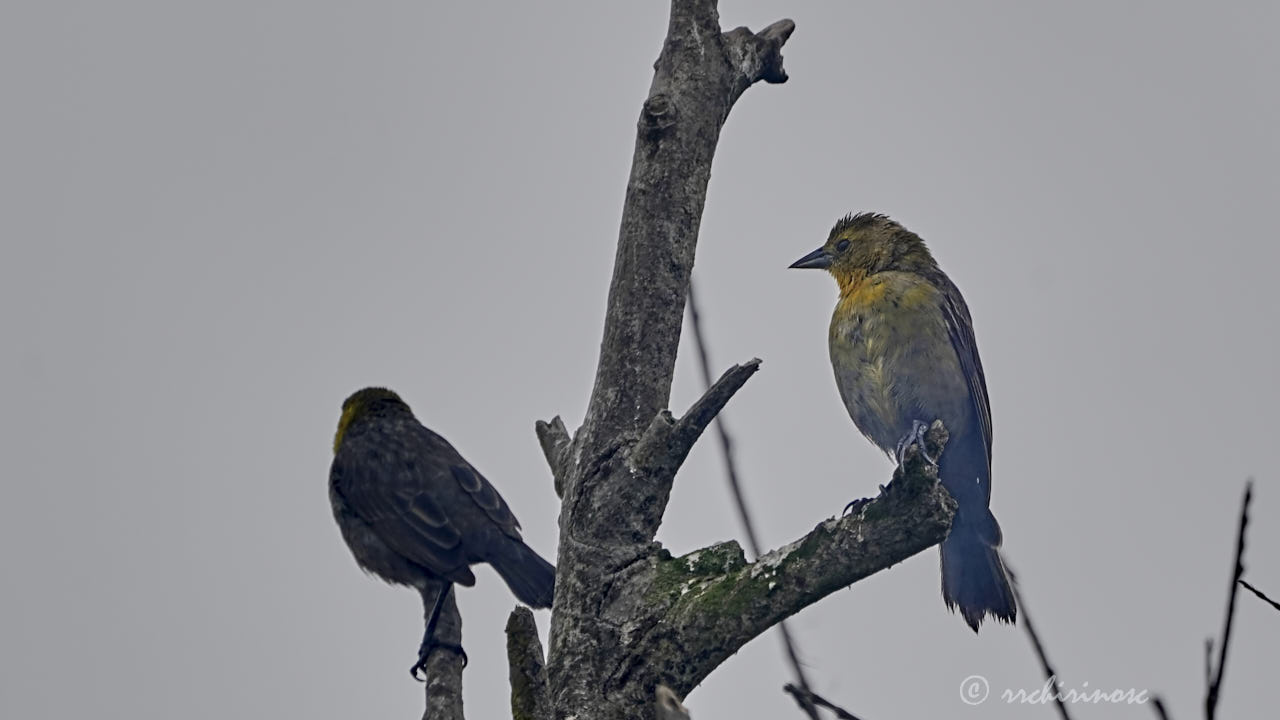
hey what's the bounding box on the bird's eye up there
[836,239,851,252]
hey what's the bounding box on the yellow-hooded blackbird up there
[330,387,555,678]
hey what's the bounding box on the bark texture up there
[534,424,953,717]
[655,686,692,720]
[422,584,464,720]
[542,5,796,716]
[506,607,551,720]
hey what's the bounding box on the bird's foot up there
[895,420,936,467]
[843,484,890,516]
[843,498,869,515]
[410,640,468,682]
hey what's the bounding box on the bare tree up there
[424,1,959,717]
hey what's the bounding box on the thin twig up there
[784,684,865,720]
[1239,579,1280,613]
[1151,695,1173,720]
[1205,481,1252,720]
[687,280,821,720]
[1005,562,1073,720]
[669,359,761,463]
[1203,638,1212,696]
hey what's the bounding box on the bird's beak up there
[789,247,832,270]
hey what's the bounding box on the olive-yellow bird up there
[791,212,1015,631]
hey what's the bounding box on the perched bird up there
[790,212,1015,631]
[329,387,555,678]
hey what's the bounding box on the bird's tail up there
[489,537,556,608]
[940,508,1016,631]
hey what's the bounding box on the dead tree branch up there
[630,425,954,695]
[506,607,551,720]
[630,359,761,483]
[542,3,795,716]
[1205,481,1252,720]
[1239,579,1280,613]
[534,416,573,499]
[555,425,955,713]
[784,683,865,720]
[1006,562,1073,720]
[422,583,464,720]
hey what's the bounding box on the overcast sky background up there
[3,1,1277,718]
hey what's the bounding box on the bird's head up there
[789,212,934,293]
[334,387,409,454]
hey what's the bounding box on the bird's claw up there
[843,498,869,515]
[410,641,468,681]
[895,420,936,467]
[843,483,892,516]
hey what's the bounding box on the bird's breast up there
[828,293,900,451]
[827,273,968,453]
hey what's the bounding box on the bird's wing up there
[444,460,525,540]
[331,428,470,576]
[936,274,993,478]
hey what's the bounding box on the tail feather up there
[489,538,556,608]
[940,509,1015,631]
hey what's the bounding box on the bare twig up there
[784,684,865,720]
[1151,695,1173,720]
[534,416,572,498]
[1006,562,1073,720]
[1239,579,1280,613]
[687,281,818,720]
[630,359,761,482]
[1205,481,1253,720]
[1203,638,1213,693]
[669,357,761,466]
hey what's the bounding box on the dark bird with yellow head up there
[329,387,555,678]
[790,212,1015,631]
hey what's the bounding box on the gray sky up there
[2,1,1277,718]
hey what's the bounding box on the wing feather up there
[935,273,993,483]
[333,418,529,578]
[332,428,468,576]
[447,463,524,536]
